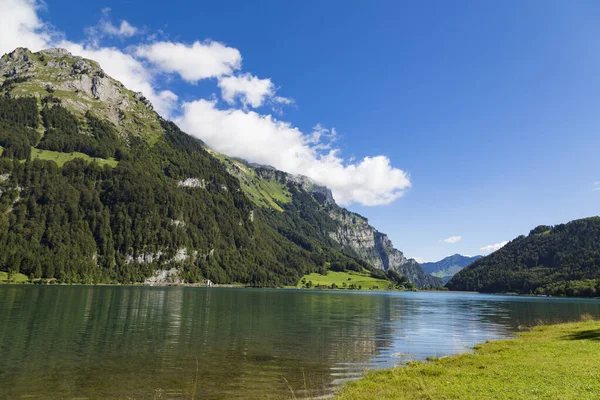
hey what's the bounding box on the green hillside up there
[0,94,323,285]
[447,217,600,297]
[0,47,383,287]
[209,151,291,211]
[0,47,437,288]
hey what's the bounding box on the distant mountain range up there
[421,254,482,283]
[447,217,600,297]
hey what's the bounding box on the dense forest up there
[447,218,600,297]
[0,97,39,159]
[0,96,374,286]
[38,103,125,159]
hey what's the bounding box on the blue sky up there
[2,0,599,262]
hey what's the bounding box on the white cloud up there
[135,40,242,82]
[176,99,411,206]
[0,0,52,54]
[274,96,294,105]
[480,241,508,254]
[441,236,462,244]
[218,73,292,109]
[86,8,138,40]
[117,21,137,37]
[413,257,429,264]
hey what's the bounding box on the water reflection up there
[0,287,598,399]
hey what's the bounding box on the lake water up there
[1,286,599,399]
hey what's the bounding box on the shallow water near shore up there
[1,286,599,399]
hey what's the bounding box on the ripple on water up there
[0,287,599,399]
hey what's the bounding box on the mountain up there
[0,47,439,288]
[447,217,600,297]
[421,254,482,283]
[215,154,441,288]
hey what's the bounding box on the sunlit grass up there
[297,271,392,290]
[0,271,29,284]
[31,148,118,168]
[207,149,292,211]
[335,317,600,400]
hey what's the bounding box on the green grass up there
[0,271,29,284]
[240,177,291,211]
[335,317,600,400]
[209,149,292,211]
[297,270,393,290]
[31,148,118,168]
[2,146,117,168]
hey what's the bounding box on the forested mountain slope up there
[447,217,600,297]
[0,47,439,288]
[215,155,441,288]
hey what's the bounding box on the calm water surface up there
[1,286,599,399]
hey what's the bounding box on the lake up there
[1,286,599,399]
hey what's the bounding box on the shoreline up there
[2,279,599,299]
[334,316,600,400]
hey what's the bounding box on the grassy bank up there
[296,271,393,290]
[335,316,600,399]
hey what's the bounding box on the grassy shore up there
[335,316,600,400]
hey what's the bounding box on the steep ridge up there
[215,153,441,288]
[421,254,482,283]
[0,47,439,288]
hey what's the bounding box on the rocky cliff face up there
[328,208,441,288]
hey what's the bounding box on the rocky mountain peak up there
[286,174,335,205]
[0,47,162,139]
